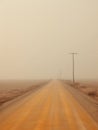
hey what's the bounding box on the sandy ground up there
[0,80,48,106]
[65,80,98,123]
[78,81,98,101]
[0,80,98,130]
[66,80,98,101]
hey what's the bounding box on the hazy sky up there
[0,0,98,80]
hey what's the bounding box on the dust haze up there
[0,1,98,129]
[0,0,98,80]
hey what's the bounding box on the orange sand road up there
[0,80,98,130]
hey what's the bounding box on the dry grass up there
[76,82,98,101]
[0,80,48,106]
[0,88,32,105]
[65,80,98,101]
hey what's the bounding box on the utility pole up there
[69,53,78,84]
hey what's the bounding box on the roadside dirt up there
[64,80,98,123]
[0,81,48,106]
[65,80,98,101]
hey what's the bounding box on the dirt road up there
[0,80,98,130]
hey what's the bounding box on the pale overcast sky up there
[0,0,98,80]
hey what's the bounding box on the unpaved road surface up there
[0,80,98,130]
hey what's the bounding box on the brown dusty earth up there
[66,80,98,101]
[65,80,98,123]
[78,81,98,101]
[0,80,98,130]
[0,80,47,106]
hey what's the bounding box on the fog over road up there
[0,81,98,130]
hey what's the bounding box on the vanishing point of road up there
[0,80,98,130]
